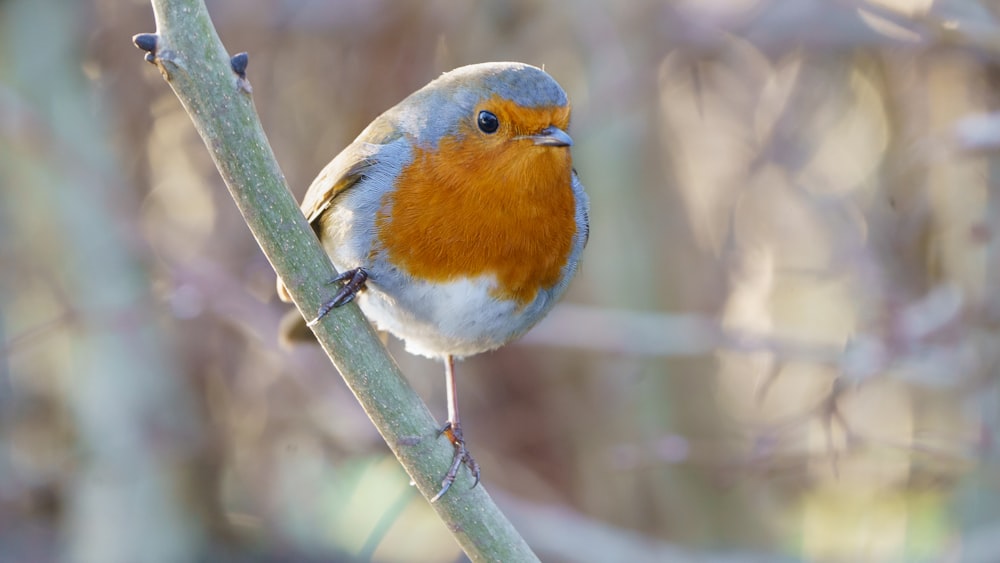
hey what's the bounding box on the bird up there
[277,61,589,500]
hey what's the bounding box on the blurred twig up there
[1,1,205,560]
[494,491,801,563]
[847,0,1000,59]
[133,1,538,560]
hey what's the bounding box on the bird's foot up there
[307,267,369,327]
[431,421,480,502]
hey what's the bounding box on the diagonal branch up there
[132,1,538,560]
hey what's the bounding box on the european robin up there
[278,61,589,500]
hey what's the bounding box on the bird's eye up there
[477,110,499,134]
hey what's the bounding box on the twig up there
[132,1,538,560]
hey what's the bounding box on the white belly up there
[356,273,553,358]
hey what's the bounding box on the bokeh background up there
[3,0,1000,561]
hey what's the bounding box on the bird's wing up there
[300,119,402,226]
[277,120,401,304]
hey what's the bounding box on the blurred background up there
[3,0,1000,561]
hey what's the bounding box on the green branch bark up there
[134,1,538,560]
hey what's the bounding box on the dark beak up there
[529,126,573,147]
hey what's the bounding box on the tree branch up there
[133,1,538,560]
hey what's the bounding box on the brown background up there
[3,0,1000,561]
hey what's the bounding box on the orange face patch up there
[376,99,577,305]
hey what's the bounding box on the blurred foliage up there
[3,0,1000,561]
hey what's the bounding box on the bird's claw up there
[307,268,369,327]
[431,422,480,502]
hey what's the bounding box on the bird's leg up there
[431,355,481,502]
[307,267,369,327]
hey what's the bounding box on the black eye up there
[477,110,499,134]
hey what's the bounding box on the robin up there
[278,61,589,500]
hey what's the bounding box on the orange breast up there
[376,124,577,305]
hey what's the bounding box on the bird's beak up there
[529,126,573,147]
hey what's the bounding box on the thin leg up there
[445,354,460,429]
[431,355,481,502]
[307,267,368,327]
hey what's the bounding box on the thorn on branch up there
[132,33,158,64]
[230,52,252,94]
[230,52,248,78]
